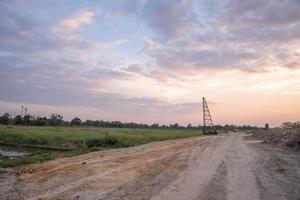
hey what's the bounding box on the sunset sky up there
[1,0,300,126]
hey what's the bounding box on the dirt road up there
[1,133,300,200]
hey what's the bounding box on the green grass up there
[0,125,202,148]
[0,125,202,168]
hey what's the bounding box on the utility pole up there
[202,97,216,135]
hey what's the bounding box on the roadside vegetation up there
[0,125,202,168]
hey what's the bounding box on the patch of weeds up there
[85,135,120,148]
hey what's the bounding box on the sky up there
[0,0,300,126]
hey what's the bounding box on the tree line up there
[0,112,260,131]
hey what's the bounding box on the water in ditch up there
[0,145,52,161]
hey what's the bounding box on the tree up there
[150,123,159,128]
[47,114,64,126]
[82,120,94,126]
[170,123,179,129]
[161,125,167,129]
[264,123,269,130]
[14,115,23,125]
[23,115,33,125]
[0,113,10,125]
[71,117,81,126]
[187,123,192,129]
[33,117,47,126]
[111,121,122,128]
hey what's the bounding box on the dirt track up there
[1,133,300,200]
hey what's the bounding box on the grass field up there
[0,125,202,168]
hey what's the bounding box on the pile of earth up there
[252,128,300,151]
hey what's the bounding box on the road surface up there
[1,133,300,200]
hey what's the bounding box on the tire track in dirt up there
[197,160,227,200]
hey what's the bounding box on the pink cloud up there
[149,69,170,82]
[53,10,94,34]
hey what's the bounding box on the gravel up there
[252,128,300,151]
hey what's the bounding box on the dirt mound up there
[252,128,300,151]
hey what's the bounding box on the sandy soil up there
[1,133,300,200]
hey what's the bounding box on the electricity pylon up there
[202,97,216,134]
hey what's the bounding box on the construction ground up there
[1,132,300,200]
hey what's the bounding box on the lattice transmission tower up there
[202,97,216,134]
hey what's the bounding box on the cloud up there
[0,60,202,122]
[0,3,98,56]
[0,2,40,43]
[53,10,94,34]
[144,38,160,50]
[221,0,300,28]
[285,60,300,69]
[122,64,142,73]
[0,3,141,114]
[108,0,199,40]
[0,53,132,108]
[148,69,170,82]
[107,0,141,21]
[130,0,300,80]
[141,0,198,39]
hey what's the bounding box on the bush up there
[85,135,120,148]
[0,113,10,125]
